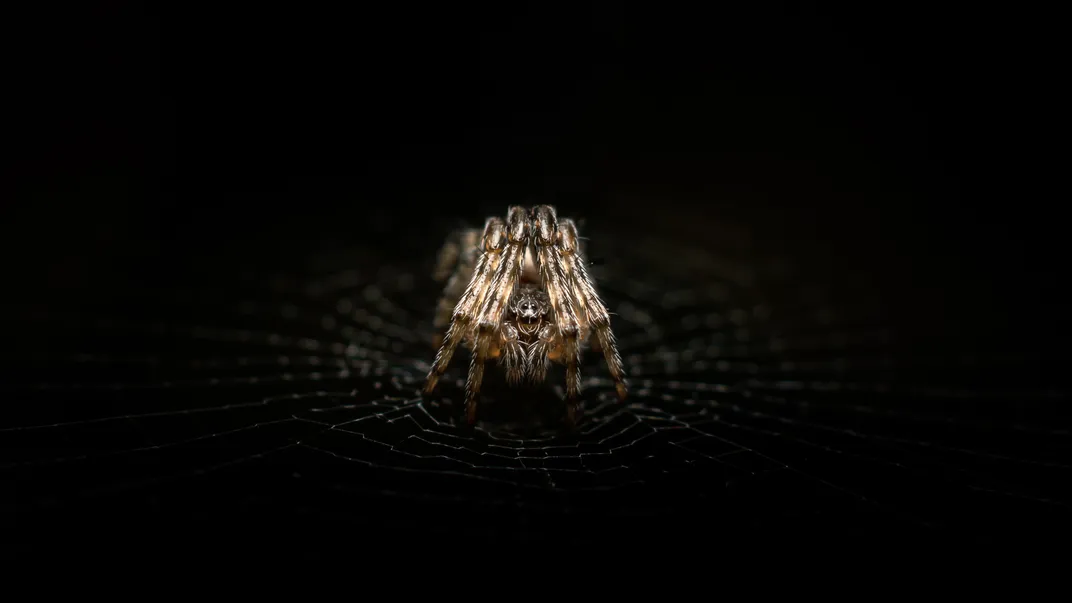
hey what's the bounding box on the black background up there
[5,2,1069,562]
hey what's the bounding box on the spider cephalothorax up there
[424,205,628,426]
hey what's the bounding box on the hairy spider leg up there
[432,227,464,283]
[530,205,584,425]
[557,218,629,400]
[432,228,482,339]
[463,206,529,424]
[424,217,505,395]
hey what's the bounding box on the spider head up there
[511,289,549,325]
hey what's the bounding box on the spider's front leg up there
[425,219,505,395]
[530,205,584,425]
[431,228,482,347]
[463,206,529,424]
[557,218,628,400]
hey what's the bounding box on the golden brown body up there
[424,205,628,426]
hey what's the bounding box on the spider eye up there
[515,299,540,318]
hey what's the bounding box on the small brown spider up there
[424,205,628,426]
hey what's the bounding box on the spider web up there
[4,207,1071,555]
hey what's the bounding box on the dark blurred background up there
[10,2,1066,330]
[4,2,1069,560]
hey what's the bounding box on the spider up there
[423,205,628,426]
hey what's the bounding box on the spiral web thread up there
[4,211,1071,547]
